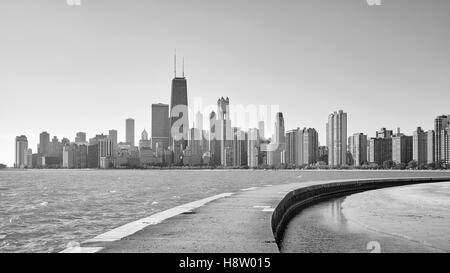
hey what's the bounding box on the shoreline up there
[4,168,450,172]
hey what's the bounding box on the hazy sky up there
[1,0,450,166]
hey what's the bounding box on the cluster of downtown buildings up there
[13,63,450,170]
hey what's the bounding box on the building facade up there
[413,127,428,166]
[126,118,135,146]
[15,135,28,168]
[392,133,413,165]
[348,133,367,166]
[327,110,347,166]
[151,103,170,151]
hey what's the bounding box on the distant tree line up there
[253,160,450,170]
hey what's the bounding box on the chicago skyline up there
[10,56,450,169]
[2,0,450,166]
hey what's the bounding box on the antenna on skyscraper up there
[174,48,177,77]
[182,57,185,78]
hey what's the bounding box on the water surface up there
[281,182,450,253]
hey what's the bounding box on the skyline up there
[2,0,450,166]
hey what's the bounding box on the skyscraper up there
[368,128,393,165]
[38,131,50,155]
[232,128,248,167]
[15,135,28,168]
[392,131,413,165]
[170,54,189,164]
[108,130,118,150]
[327,110,347,166]
[209,111,221,166]
[216,97,233,166]
[195,111,204,132]
[413,127,428,166]
[258,121,265,140]
[348,133,367,166]
[285,129,298,166]
[285,127,318,167]
[151,103,170,151]
[75,132,86,143]
[126,118,135,146]
[427,130,435,164]
[376,128,393,139]
[434,115,450,164]
[24,148,33,168]
[443,125,450,165]
[247,128,260,168]
[139,129,152,150]
[267,112,285,168]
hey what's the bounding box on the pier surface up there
[61,172,450,253]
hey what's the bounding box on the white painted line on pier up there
[241,187,259,191]
[79,192,234,245]
[60,247,104,253]
[253,205,271,209]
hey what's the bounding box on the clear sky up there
[1,0,449,166]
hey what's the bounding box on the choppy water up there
[282,182,450,253]
[0,169,300,253]
[1,169,450,253]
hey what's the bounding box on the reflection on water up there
[282,182,450,253]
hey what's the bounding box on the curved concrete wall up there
[271,177,450,249]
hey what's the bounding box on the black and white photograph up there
[1,0,449,268]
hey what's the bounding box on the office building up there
[267,112,285,168]
[170,55,189,163]
[151,103,170,151]
[38,131,50,155]
[126,118,135,146]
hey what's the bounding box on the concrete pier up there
[61,174,450,253]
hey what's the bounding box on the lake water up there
[281,182,450,253]
[1,169,450,253]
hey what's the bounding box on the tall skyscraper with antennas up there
[170,50,189,164]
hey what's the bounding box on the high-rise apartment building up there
[348,133,367,166]
[392,131,413,165]
[15,135,28,168]
[427,130,435,164]
[327,110,347,166]
[75,132,86,143]
[413,127,428,166]
[434,115,450,164]
[285,127,318,167]
[247,128,260,168]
